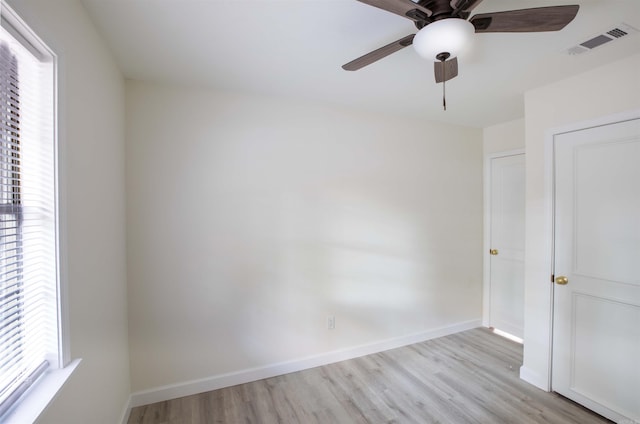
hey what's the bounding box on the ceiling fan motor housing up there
[413,0,474,29]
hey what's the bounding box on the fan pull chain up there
[443,77,446,111]
[436,52,450,111]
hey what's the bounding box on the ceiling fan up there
[343,0,580,109]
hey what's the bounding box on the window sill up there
[2,359,81,424]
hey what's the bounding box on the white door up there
[488,153,525,339]
[552,118,640,423]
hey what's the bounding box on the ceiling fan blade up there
[342,34,415,71]
[434,57,458,83]
[356,0,432,22]
[470,5,579,33]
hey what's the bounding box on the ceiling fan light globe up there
[413,18,475,61]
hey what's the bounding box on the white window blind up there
[0,2,58,417]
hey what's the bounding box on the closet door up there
[487,153,525,339]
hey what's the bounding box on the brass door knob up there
[555,276,569,285]
[490,249,498,256]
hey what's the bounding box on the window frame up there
[0,3,78,423]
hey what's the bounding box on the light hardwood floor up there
[128,327,611,424]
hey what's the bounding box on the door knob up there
[490,249,498,256]
[555,275,569,285]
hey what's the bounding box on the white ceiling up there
[80,0,640,128]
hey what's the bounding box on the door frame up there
[482,149,525,328]
[538,108,640,392]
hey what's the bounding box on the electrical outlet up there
[327,315,335,330]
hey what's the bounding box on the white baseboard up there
[129,319,481,408]
[519,366,550,391]
[119,395,132,424]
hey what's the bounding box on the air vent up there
[566,23,638,55]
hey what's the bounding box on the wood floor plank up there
[320,360,399,423]
[128,328,612,424]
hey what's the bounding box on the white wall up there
[483,118,525,154]
[522,53,640,389]
[6,1,130,423]
[126,81,483,394]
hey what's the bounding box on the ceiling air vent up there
[566,23,638,55]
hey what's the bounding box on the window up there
[0,2,60,418]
